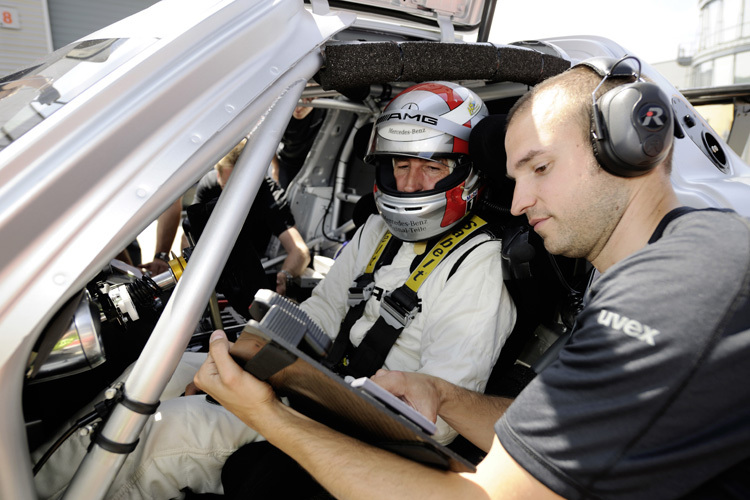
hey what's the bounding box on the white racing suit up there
[33,214,516,499]
[300,215,516,442]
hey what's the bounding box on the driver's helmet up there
[365,81,488,241]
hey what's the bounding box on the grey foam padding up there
[318,41,571,90]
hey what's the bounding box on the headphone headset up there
[573,55,674,177]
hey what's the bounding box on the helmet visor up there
[375,155,471,198]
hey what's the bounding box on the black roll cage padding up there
[317,41,571,91]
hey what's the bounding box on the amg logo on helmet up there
[597,309,660,345]
[376,112,438,127]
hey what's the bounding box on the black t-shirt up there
[186,172,297,315]
[192,171,223,205]
[191,172,295,256]
[496,208,750,499]
[278,107,326,168]
[276,108,326,188]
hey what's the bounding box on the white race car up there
[1,1,748,499]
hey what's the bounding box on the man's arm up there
[371,369,512,452]
[142,198,182,274]
[398,237,514,444]
[270,155,280,183]
[275,226,310,295]
[297,221,369,337]
[194,331,561,500]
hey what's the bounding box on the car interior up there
[23,46,593,474]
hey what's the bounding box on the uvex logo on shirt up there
[597,309,660,346]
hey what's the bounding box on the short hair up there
[507,66,673,173]
[215,138,248,173]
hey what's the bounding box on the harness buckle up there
[347,276,375,307]
[380,287,419,329]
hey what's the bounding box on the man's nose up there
[401,166,425,193]
[510,179,534,216]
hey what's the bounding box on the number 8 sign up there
[0,6,20,30]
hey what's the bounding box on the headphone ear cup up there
[593,81,674,177]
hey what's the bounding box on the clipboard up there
[230,289,476,473]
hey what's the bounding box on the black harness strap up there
[94,434,140,454]
[447,238,499,280]
[336,315,400,377]
[331,215,490,378]
[326,232,403,367]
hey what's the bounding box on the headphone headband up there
[576,55,640,80]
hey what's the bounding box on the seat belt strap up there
[332,215,488,377]
[327,231,402,366]
[336,315,400,377]
[381,214,488,327]
[347,231,401,307]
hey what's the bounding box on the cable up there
[32,410,100,475]
[478,196,511,216]
[319,178,340,243]
[547,253,589,328]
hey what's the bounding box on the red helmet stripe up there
[407,82,463,110]
[452,137,469,154]
[441,183,468,226]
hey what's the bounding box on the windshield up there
[0,37,158,152]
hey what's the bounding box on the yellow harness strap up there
[364,231,393,274]
[405,214,487,292]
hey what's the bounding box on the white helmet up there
[365,81,488,241]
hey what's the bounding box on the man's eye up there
[534,164,548,174]
[426,162,449,172]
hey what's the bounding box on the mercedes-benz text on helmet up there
[365,81,488,241]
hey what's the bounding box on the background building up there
[668,0,750,161]
[684,0,750,87]
[0,1,52,76]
